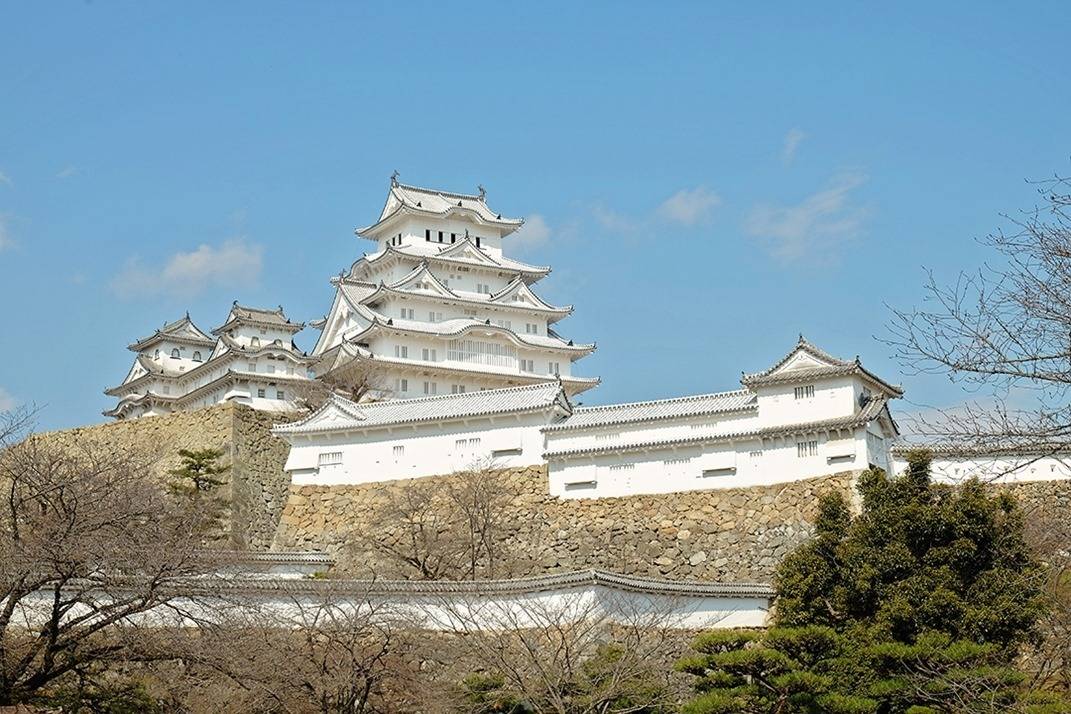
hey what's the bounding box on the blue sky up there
[1,2,1069,431]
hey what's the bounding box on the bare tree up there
[0,411,221,705]
[177,591,422,714]
[357,461,519,581]
[433,591,690,714]
[293,359,393,412]
[887,173,1071,694]
[887,174,1071,458]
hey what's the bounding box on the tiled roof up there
[352,315,596,354]
[358,180,523,237]
[128,315,215,351]
[545,389,757,432]
[169,568,774,599]
[213,302,303,335]
[351,242,551,278]
[274,381,571,435]
[741,335,903,397]
[545,396,893,459]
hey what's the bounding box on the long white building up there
[309,176,599,399]
[106,304,315,419]
[274,336,905,498]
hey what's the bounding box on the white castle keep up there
[110,176,1065,498]
[105,304,314,419]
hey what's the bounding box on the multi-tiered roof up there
[310,177,598,397]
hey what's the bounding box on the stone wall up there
[34,404,295,550]
[274,466,859,582]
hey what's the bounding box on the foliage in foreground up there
[678,451,1070,713]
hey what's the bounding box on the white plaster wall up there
[754,376,857,427]
[890,453,1071,484]
[12,584,769,632]
[547,428,869,498]
[286,413,551,486]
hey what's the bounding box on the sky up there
[1,2,1069,431]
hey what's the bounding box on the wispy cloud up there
[0,214,14,253]
[745,172,869,263]
[657,186,722,226]
[0,387,17,412]
[56,166,79,179]
[0,171,11,188]
[592,204,639,233]
[781,128,806,165]
[509,213,551,252]
[111,238,264,299]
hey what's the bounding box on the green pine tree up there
[678,451,1070,713]
[168,447,229,495]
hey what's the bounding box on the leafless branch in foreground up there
[887,175,1071,458]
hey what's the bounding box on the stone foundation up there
[33,403,296,549]
[274,467,859,582]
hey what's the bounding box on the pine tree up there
[168,447,229,495]
[678,451,1070,713]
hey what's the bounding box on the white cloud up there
[782,128,806,165]
[745,173,869,263]
[111,238,264,299]
[657,186,722,225]
[509,213,551,252]
[592,204,640,233]
[0,171,11,187]
[0,214,13,253]
[56,166,79,179]
[0,387,16,412]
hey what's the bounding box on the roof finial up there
[477,184,486,199]
[464,228,470,240]
[798,333,806,344]
[390,170,400,187]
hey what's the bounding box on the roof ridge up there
[359,381,559,410]
[573,388,754,413]
[396,181,484,202]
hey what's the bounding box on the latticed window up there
[794,385,815,400]
[318,451,343,467]
[797,440,819,458]
[447,339,517,369]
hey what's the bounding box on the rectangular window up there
[608,463,635,471]
[702,467,736,478]
[451,233,457,243]
[318,451,343,467]
[423,381,437,395]
[495,319,512,330]
[749,450,763,459]
[797,440,819,458]
[492,447,523,458]
[161,384,170,395]
[438,231,444,243]
[525,323,539,334]
[447,339,517,369]
[393,445,404,458]
[548,361,561,375]
[451,384,466,394]
[394,345,409,359]
[794,385,815,400]
[520,359,535,373]
[395,378,408,393]
[463,309,478,317]
[476,283,491,294]
[276,390,285,400]
[425,229,431,241]
[399,308,414,320]
[266,364,275,374]
[257,388,266,398]
[475,236,481,247]
[663,457,692,465]
[428,311,443,323]
[247,362,256,373]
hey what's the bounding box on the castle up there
[105,176,925,498]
